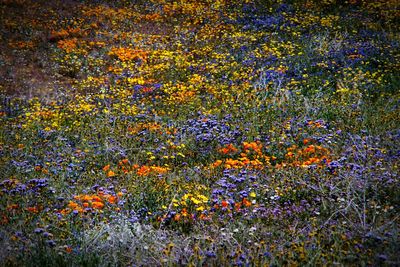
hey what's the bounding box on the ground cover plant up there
[1,0,399,265]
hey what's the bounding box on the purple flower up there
[34,228,44,234]
[205,251,216,257]
[46,240,56,247]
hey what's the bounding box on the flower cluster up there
[62,192,120,214]
[108,47,149,62]
[1,0,399,265]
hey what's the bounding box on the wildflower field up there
[1,0,399,265]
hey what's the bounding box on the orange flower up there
[137,166,151,176]
[107,195,117,204]
[304,145,315,153]
[174,214,181,221]
[150,166,169,174]
[234,202,241,211]
[92,196,102,202]
[108,47,148,62]
[68,201,79,209]
[221,200,229,208]
[181,208,188,217]
[26,206,39,213]
[81,195,92,202]
[107,170,116,177]
[103,164,110,172]
[243,141,262,153]
[136,165,168,176]
[212,160,223,168]
[218,143,238,154]
[60,209,70,215]
[57,38,78,53]
[92,201,104,209]
[242,198,251,207]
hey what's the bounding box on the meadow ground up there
[0,0,399,266]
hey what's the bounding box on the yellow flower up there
[191,198,201,205]
[196,206,205,212]
[198,194,208,203]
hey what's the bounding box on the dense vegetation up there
[1,0,399,265]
